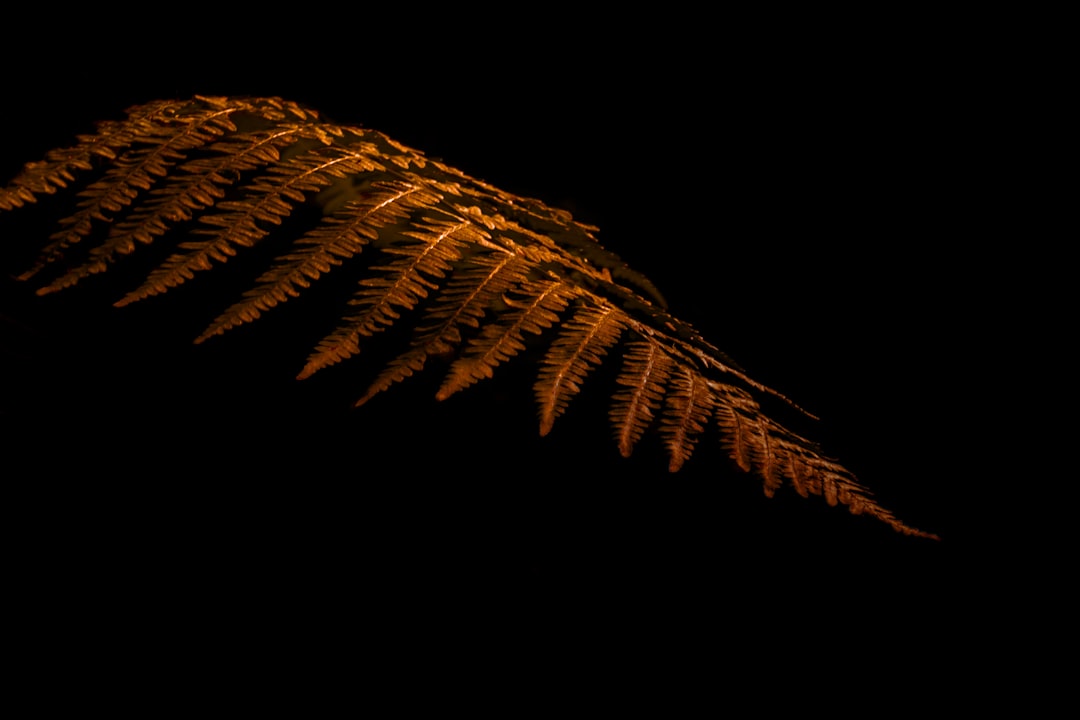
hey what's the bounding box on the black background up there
[1,9,1002,679]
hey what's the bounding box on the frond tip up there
[0,94,937,540]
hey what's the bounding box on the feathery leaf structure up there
[0,95,937,539]
[610,339,675,459]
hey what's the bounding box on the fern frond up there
[660,366,716,472]
[610,339,675,458]
[17,104,246,282]
[116,144,385,306]
[0,95,937,540]
[435,278,578,401]
[195,181,441,343]
[39,125,315,295]
[0,98,195,212]
[535,302,625,436]
[297,215,486,379]
[710,382,757,473]
[355,250,529,406]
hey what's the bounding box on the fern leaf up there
[355,250,528,406]
[710,382,757,473]
[535,302,625,436]
[610,339,675,458]
[40,125,316,296]
[0,99,195,212]
[18,105,246,283]
[116,145,385,306]
[435,278,578,400]
[0,95,938,539]
[196,181,440,343]
[297,216,486,379]
[660,366,716,472]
